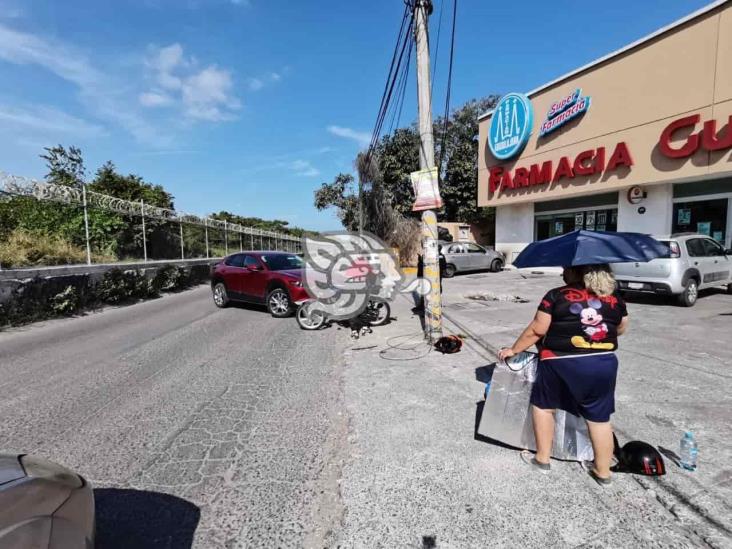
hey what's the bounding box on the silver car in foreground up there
[0,454,95,548]
[612,233,732,306]
[439,240,505,277]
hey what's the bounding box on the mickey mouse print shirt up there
[537,284,628,358]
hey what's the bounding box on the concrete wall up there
[495,203,535,263]
[477,2,732,208]
[438,221,494,246]
[617,183,673,235]
[0,258,218,281]
[0,259,217,326]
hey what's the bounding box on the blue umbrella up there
[512,230,669,268]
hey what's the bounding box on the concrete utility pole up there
[414,0,442,341]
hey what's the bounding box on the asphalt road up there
[0,285,347,548]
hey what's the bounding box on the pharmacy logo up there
[488,92,534,160]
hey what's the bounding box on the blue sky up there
[0,0,714,231]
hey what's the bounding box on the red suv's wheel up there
[267,287,292,317]
[212,282,229,308]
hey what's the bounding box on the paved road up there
[438,270,732,548]
[0,285,347,548]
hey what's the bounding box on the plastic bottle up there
[680,431,698,471]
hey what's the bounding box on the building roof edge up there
[478,0,730,121]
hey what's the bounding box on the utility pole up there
[413,0,442,341]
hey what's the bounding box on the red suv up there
[210,252,309,317]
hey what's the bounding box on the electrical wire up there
[360,2,417,191]
[437,0,457,183]
[379,331,434,361]
[430,0,445,100]
[386,32,414,136]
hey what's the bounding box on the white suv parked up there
[612,234,732,307]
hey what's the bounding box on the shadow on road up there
[95,488,200,549]
[622,287,728,307]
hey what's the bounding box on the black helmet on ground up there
[611,437,666,476]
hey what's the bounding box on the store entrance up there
[536,208,618,240]
[672,198,728,244]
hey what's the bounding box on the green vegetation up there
[314,96,499,240]
[0,145,310,268]
[0,229,115,268]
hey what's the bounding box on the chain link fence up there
[0,172,301,270]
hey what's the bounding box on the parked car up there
[612,233,732,307]
[0,454,95,548]
[439,240,504,277]
[210,251,309,317]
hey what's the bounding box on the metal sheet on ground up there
[478,364,594,462]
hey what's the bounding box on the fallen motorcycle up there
[295,298,391,331]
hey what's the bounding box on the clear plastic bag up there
[479,352,594,462]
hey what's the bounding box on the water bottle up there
[680,431,698,471]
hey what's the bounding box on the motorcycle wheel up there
[366,301,391,326]
[296,302,326,330]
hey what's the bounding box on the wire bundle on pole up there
[362,2,417,172]
[437,0,457,184]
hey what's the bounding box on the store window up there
[673,199,727,244]
[535,208,618,240]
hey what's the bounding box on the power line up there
[430,0,445,100]
[437,0,457,183]
[386,31,414,136]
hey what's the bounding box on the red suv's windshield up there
[260,254,303,271]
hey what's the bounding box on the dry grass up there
[0,230,115,268]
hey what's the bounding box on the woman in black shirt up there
[498,264,629,485]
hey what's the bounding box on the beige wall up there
[478,2,732,208]
[438,221,493,246]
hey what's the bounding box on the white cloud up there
[139,91,173,107]
[247,77,264,91]
[292,159,320,177]
[0,103,105,137]
[327,125,371,147]
[144,44,241,121]
[0,22,170,147]
[246,70,284,92]
[182,65,240,121]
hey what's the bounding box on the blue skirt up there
[530,353,618,422]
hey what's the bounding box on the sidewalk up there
[335,288,721,548]
[440,270,732,548]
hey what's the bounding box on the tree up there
[89,161,174,209]
[314,173,360,232]
[313,95,500,235]
[434,96,499,223]
[40,145,86,188]
[210,212,312,238]
[0,146,87,243]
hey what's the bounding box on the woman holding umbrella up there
[497,230,668,485]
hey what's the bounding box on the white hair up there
[583,264,616,297]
